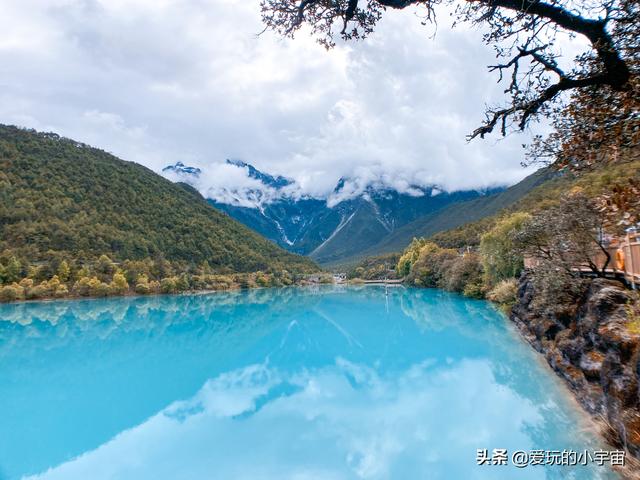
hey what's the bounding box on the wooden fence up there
[525,231,640,289]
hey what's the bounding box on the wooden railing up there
[598,232,640,288]
[525,231,640,289]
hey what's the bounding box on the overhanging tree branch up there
[469,73,611,138]
[261,0,636,139]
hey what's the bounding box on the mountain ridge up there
[0,125,317,274]
[163,159,518,265]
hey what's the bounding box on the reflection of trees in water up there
[398,287,501,336]
[398,286,593,448]
[0,288,330,358]
[0,285,607,470]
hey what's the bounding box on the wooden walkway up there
[362,279,403,285]
[527,231,640,289]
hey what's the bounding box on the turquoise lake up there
[0,286,616,479]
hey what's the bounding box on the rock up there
[622,410,640,457]
[553,303,579,327]
[556,331,587,364]
[587,279,630,322]
[579,350,605,381]
[602,348,639,407]
[511,275,640,462]
[516,272,535,308]
[532,316,562,341]
[598,321,640,361]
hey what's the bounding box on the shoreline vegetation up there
[344,153,640,467]
[0,125,319,304]
[347,152,640,311]
[0,254,332,304]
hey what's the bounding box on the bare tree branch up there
[260,0,637,139]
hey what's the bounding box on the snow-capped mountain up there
[162,161,202,177]
[161,160,507,264]
[225,159,293,189]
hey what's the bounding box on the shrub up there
[487,279,518,305]
[175,274,191,292]
[255,272,271,287]
[57,260,71,282]
[0,283,24,302]
[73,277,91,296]
[123,259,154,284]
[160,277,178,294]
[1,257,22,284]
[480,212,530,289]
[96,254,115,277]
[74,276,110,297]
[463,280,485,299]
[148,280,160,293]
[25,284,47,300]
[46,275,62,292]
[411,243,458,287]
[54,284,69,298]
[135,274,151,294]
[110,272,129,294]
[210,275,233,290]
[75,266,91,281]
[89,277,111,297]
[441,253,484,295]
[25,277,63,299]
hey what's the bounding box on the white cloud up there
[25,359,544,480]
[0,0,581,198]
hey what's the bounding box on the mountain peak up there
[225,159,294,189]
[162,161,202,177]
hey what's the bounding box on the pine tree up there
[57,260,71,282]
[4,257,21,283]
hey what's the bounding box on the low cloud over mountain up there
[0,0,561,199]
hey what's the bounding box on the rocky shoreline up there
[511,274,640,472]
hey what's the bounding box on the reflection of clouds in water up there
[3,286,612,480]
[26,358,544,480]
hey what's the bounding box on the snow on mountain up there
[161,159,291,209]
[162,161,202,177]
[160,159,507,264]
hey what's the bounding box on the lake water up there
[0,286,616,479]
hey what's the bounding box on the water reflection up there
[0,286,614,479]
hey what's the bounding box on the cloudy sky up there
[1,0,559,199]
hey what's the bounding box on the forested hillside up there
[0,125,317,301]
[386,152,639,300]
[348,167,556,261]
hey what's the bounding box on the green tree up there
[200,260,212,275]
[175,273,190,292]
[4,257,21,284]
[0,125,318,281]
[76,266,90,281]
[57,260,71,282]
[396,238,427,277]
[479,212,530,289]
[110,272,130,294]
[160,277,178,294]
[96,255,115,276]
[135,274,151,294]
